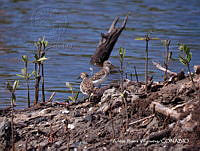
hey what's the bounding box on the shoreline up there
[0,72,200,150]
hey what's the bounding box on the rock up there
[101,88,116,103]
[97,102,110,113]
[73,110,81,117]
[180,114,198,132]
[0,118,11,151]
[68,124,75,130]
[194,65,200,74]
[177,71,185,80]
[130,94,139,102]
[61,109,70,114]
[39,108,52,115]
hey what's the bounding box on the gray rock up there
[0,118,11,151]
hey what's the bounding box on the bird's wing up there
[90,69,107,81]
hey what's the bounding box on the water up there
[0,0,200,108]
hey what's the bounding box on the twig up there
[41,63,45,102]
[129,114,155,126]
[48,92,56,102]
[152,61,177,76]
[109,111,115,140]
[124,96,129,130]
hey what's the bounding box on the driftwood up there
[90,16,128,65]
[152,61,177,76]
[150,102,182,121]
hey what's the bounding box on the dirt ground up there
[0,73,200,151]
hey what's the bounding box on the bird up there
[79,72,94,96]
[90,60,113,87]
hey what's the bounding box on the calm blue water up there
[0,0,200,108]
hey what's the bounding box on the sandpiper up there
[90,60,112,86]
[79,72,94,96]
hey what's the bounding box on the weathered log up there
[147,129,171,141]
[150,102,182,121]
[90,16,128,66]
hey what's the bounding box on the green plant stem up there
[145,38,149,93]
[34,63,38,105]
[25,61,30,108]
[164,40,170,80]
[187,64,195,90]
[11,108,15,151]
[120,59,124,91]
[41,63,45,102]
[34,63,41,105]
[27,80,30,108]
[124,96,129,130]
[11,93,15,107]
[134,66,139,82]
[11,94,15,151]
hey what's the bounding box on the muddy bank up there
[0,73,200,151]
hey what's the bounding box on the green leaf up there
[178,44,184,51]
[68,96,75,101]
[119,47,126,59]
[186,52,192,63]
[16,74,25,78]
[135,37,146,40]
[37,57,48,62]
[12,80,19,92]
[179,56,187,66]
[31,71,36,76]
[27,73,31,78]
[150,37,160,40]
[21,68,27,76]
[74,92,79,101]
[43,41,48,48]
[22,55,28,62]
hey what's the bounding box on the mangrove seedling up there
[135,34,159,93]
[119,47,126,91]
[161,40,171,80]
[178,44,195,89]
[16,55,34,108]
[118,48,129,129]
[66,82,79,102]
[6,80,19,107]
[6,80,19,151]
[34,37,48,104]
